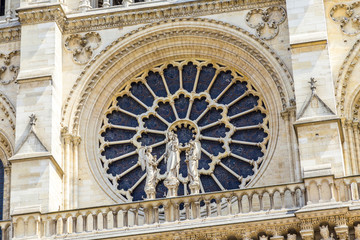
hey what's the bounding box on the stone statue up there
[185,139,201,194]
[139,146,158,199]
[320,225,334,240]
[164,131,181,197]
[355,224,360,240]
[259,235,268,240]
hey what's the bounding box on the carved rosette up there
[330,2,360,35]
[0,51,20,85]
[64,32,101,64]
[246,6,286,40]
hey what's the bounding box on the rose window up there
[99,60,270,201]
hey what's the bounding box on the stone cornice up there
[0,25,21,43]
[17,4,66,30]
[66,0,284,33]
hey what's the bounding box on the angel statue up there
[185,139,201,194]
[164,131,181,197]
[139,146,159,199]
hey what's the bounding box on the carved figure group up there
[139,130,201,199]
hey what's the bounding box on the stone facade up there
[0,0,359,239]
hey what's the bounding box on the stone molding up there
[17,4,66,29]
[0,26,21,43]
[61,18,294,134]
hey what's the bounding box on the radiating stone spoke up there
[154,113,171,126]
[115,106,138,118]
[230,152,254,165]
[199,120,221,131]
[210,173,225,191]
[230,139,260,147]
[219,162,242,181]
[215,81,235,102]
[106,139,133,146]
[229,106,258,120]
[227,91,250,107]
[200,136,224,143]
[195,107,210,123]
[144,81,157,99]
[160,72,171,96]
[116,163,140,180]
[108,150,137,163]
[192,66,201,92]
[149,140,167,148]
[170,102,180,120]
[235,124,262,131]
[201,147,214,159]
[206,70,220,92]
[186,99,194,119]
[129,92,150,110]
[144,128,167,135]
[109,124,137,131]
[129,173,146,193]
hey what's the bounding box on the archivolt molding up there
[61,18,294,134]
[336,39,360,116]
[0,91,15,131]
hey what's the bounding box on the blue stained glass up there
[182,62,197,92]
[102,143,136,159]
[174,94,189,119]
[101,129,135,141]
[221,156,254,178]
[232,129,268,143]
[228,95,259,116]
[230,143,263,161]
[143,115,167,130]
[213,165,240,190]
[156,102,176,122]
[198,153,211,170]
[209,71,232,99]
[196,65,216,93]
[146,71,167,97]
[101,60,269,201]
[117,95,146,115]
[164,64,180,94]
[198,108,223,127]
[189,97,208,120]
[130,82,154,107]
[201,140,225,156]
[218,81,247,105]
[138,133,165,146]
[201,175,221,192]
[107,111,138,127]
[201,124,229,138]
[117,166,144,191]
[174,127,194,144]
[230,111,266,127]
[107,154,138,176]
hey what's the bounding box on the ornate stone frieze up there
[0,26,20,42]
[245,6,286,40]
[330,2,360,35]
[17,5,66,29]
[0,50,19,84]
[64,32,101,64]
[63,0,285,33]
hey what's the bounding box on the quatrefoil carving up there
[330,2,360,35]
[245,6,286,40]
[0,50,19,85]
[64,32,101,64]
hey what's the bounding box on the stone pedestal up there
[189,182,200,195]
[164,179,179,197]
[145,188,156,200]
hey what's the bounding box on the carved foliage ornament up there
[64,32,101,64]
[246,6,286,40]
[99,59,270,201]
[330,2,360,35]
[0,51,19,85]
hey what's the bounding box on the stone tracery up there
[99,59,270,201]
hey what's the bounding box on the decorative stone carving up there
[139,146,159,199]
[330,2,360,35]
[0,27,20,43]
[64,32,101,64]
[246,6,286,40]
[0,50,19,84]
[17,5,66,29]
[334,225,348,240]
[354,224,360,240]
[164,131,181,197]
[287,234,296,240]
[320,225,335,240]
[185,140,201,194]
